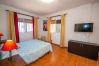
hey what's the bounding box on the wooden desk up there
[0,54,27,66]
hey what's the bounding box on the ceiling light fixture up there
[41,0,54,3]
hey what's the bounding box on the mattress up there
[0,39,52,64]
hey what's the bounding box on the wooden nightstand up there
[0,54,27,66]
[0,40,6,44]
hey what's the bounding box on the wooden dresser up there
[68,40,99,60]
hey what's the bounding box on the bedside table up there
[0,54,27,66]
[0,40,6,44]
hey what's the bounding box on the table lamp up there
[1,40,19,60]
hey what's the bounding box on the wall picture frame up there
[43,20,47,31]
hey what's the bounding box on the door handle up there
[80,44,83,47]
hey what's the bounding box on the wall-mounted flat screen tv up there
[74,23,93,32]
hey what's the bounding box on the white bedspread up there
[0,39,52,64]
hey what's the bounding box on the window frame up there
[50,20,61,33]
[18,18,33,33]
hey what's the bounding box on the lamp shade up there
[0,32,3,36]
[1,40,18,51]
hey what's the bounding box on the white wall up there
[38,2,99,47]
[66,2,99,47]
[0,4,38,41]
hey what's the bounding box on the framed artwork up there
[43,20,47,31]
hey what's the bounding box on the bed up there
[0,39,52,64]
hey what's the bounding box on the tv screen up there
[74,23,93,32]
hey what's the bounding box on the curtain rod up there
[49,14,66,18]
[6,10,34,17]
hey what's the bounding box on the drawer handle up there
[80,44,83,47]
[82,44,83,47]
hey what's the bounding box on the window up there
[51,24,56,32]
[56,24,61,32]
[50,20,61,33]
[27,23,33,32]
[18,18,33,32]
[18,22,26,32]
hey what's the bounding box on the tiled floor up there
[30,44,99,66]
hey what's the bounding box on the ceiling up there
[0,0,98,16]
